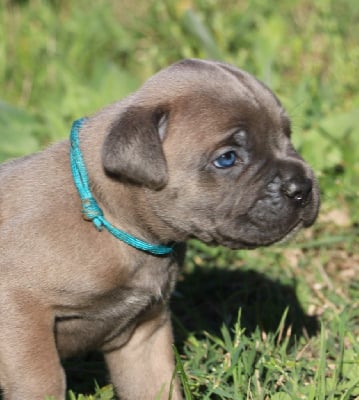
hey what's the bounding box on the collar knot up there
[81,198,104,231]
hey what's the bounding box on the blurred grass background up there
[1,0,358,399]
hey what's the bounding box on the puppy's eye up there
[213,151,237,168]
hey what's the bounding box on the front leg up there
[0,291,65,400]
[104,312,182,400]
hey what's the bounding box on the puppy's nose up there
[282,177,312,206]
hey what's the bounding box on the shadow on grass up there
[63,352,109,397]
[172,266,319,344]
[0,266,318,398]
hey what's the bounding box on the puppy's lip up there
[214,219,305,250]
[276,220,303,245]
[255,219,304,247]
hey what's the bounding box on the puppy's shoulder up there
[0,141,71,224]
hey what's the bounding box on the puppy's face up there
[103,59,320,249]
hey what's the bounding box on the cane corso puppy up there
[0,59,319,400]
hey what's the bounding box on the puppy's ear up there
[102,106,169,189]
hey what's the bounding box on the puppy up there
[0,59,319,400]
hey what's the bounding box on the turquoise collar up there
[69,118,173,256]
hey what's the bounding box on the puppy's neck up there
[75,115,177,249]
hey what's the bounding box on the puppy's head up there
[102,59,320,249]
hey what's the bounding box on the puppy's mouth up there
[212,218,304,250]
[276,220,303,245]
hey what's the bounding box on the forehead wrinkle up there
[231,79,261,110]
[204,66,263,111]
[214,62,284,119]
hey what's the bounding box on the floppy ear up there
[102,106,169,189]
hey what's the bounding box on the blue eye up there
[213,151,237,168]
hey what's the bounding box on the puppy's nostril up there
[282,178,312,206]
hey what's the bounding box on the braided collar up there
[69,118,173,256]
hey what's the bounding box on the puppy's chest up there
[55,257,178,358]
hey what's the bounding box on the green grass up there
[1,0,358,399]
